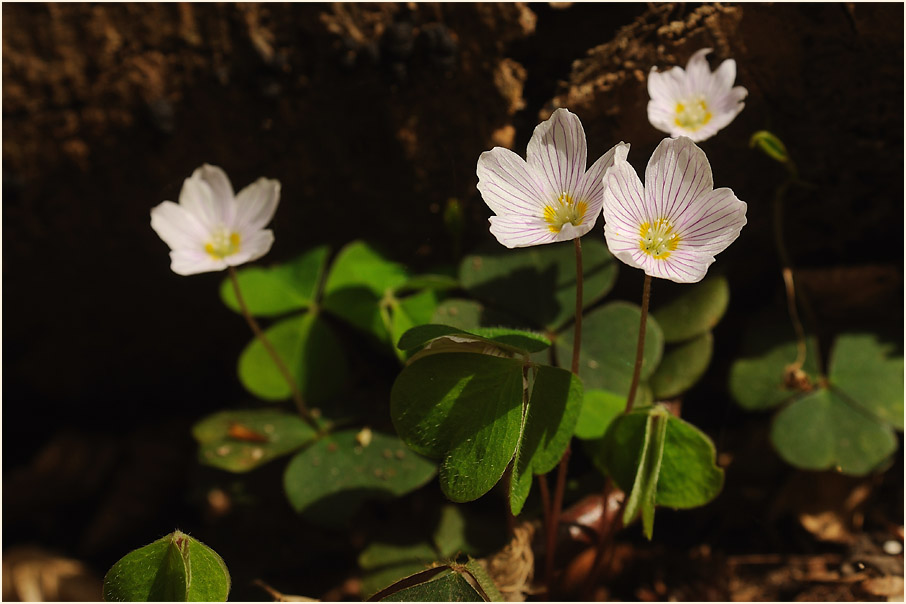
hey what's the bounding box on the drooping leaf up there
[728,320,821,411]
[237,311,347,405]
[459,239,618,330]
[621,409,668,539]
[574,389,626,440]
[556,301,663,399]
[510,365,583,515]
[828,333,904,431]
[193,409,317,473]
[650,275,729,343]
[590,407,723,509]
[649,332,713,399]
[103,531,230,602]
[398,324,550,355]
[219,246,330,317]
[391,353,525,502]
[283,429,436,518]
[770,388,898,476]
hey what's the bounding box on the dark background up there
[3,3,903,601]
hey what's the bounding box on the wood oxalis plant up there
[101,47,901,603]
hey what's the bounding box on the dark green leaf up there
[510,366,583,515]
[376,568,483,602]
[556,302,663,399]
[390,290,441,360]
[283,429,436,516]
[574,389,626,440]
[770,388,898,475]
[829,333,904,430]
[398,324,549,355]
[396,274,461,293]
[192,409,317,473]
[391,353,525,502]
[651,276,729,343]
[237,312,348,405]
[431,299,524,332]
[219,246,329,317]
[459,238,617,330]
[621,409,668,539]
[649,332,713,399]
[103,531,230,602]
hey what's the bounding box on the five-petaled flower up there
[151,164,280,275]
[476,108,628,248]
[647,48,747,142]
[601,136,747,283]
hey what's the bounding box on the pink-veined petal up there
[477,147,548,216]
[526,108,587,199]
[646,249,712,283]
[150,200,209,251]
[645,137,713,223]
[228,228,275,266]
[234,178,280,233]
[488,215,559,249]
[675,187,747,254]
[170,249,228,276]
[575,142,629,219]
[602,146,649,237]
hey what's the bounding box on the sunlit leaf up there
[574,389,626,440]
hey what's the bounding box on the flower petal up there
[676,187,747,254]
[488,215,559,248]
[170,249,228,276]
[683,48,714,97]
[646,250,712,284]
[526,108,587,199]
[234,178,280,233]
[645,137,713,223]
[709,57,737,94]
[575,142,629,219]
[193,164,237,224]
[477,147,548,216]
[602,144,649,228]
[150,200,208,251]
[228,228,275,266]
[179,176,225,231]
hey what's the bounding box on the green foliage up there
[103,531,230,602]
[283,429,436,520]
[556,301,663,399]
[459,239,617,330]
[574,389,626,440]
[731,323,902,475]
[192,409,317,473]
[398,324,550,355]
[771,388,898,475]
[370,560,502,602]
[749,130,791,165]
[237,312,348,405]
[651,276,729,344]
[588,406,724,531]
[220,246,329,317]
[621,408,668,539]
[650,332,713,399]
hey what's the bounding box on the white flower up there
[477,108,628,248]
[647,48,747,142]
[601,136,747,283]
[151,164,280,275]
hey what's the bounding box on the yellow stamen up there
[639,219,681,259]
[205,231,241,259]
[542,192,588,234]
[674,99,712,131]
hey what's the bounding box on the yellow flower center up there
[639,219,681,259]
[205,229,241,259]
[674,99,713,131]
[542,192,588,234]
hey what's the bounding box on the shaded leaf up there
[556,302,663,399]
[283,429,436,516]
[622,409,668,539]
[398,324,550,355]
[103,531,230,602]
[397,274,460,293]
[651,275,729,343]
[193,409,317,473]
[829,333,904,430]
[770,388,898,475]
[371,561,501,602]
[460,239,617,330]
[237,312,347,405]
[390,290,441,360]
[649,332,713,399]
[431,299,523,332]
[219,246,330,317]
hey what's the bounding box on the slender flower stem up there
[625,274,652,413]
[228,266,320,432]
[543,237,584,596]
